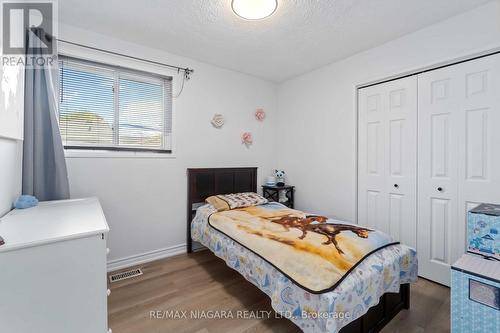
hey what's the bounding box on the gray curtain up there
[23,28,70,201]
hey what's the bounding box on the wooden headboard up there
[187,167,258,253]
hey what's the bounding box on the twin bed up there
[187,168,417,333]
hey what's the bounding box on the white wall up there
[0,139,22,216]
[59,24,278,267]
[276,2,500,222]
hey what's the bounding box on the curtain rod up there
[57,39,194,77]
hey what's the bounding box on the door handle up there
[437,187,443,192]
[394,184,399,189]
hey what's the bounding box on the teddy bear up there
[274,170,285,186]
[274,170,288,203]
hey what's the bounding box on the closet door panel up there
[358,76,417,245]
[418,53,500,286]
[457,54,500,264]
[418,65,459,286]
[384,78,417,247]
[430,198,451,264]
[359,85,386,231]
[388,193,403,242]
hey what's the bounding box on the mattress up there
[191,203,418,333]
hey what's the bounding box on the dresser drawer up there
[0,235,108,333]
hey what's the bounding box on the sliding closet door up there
[417,65,459,286]
[358,76,417,248]
[418,53,500,286]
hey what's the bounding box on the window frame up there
[58,55,173,154]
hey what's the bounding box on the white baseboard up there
[107,243,186,272]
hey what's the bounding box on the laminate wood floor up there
[108,250,450,333]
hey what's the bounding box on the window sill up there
[64,149,176,159]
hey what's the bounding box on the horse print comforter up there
[208,202,398,293]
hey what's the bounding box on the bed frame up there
[187,167,410,333]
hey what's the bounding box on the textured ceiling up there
[58,0,492,82]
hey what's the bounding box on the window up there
[58,56,172,153]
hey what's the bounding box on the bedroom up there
[0,0,499,332]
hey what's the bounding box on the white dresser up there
[0,198,110,333]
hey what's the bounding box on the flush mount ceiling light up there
[231,0,278,20]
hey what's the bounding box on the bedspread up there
[191,203,418,333]
[208,203,399,293]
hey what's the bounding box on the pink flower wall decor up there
[255,108,266,121]
[241,132,253,146]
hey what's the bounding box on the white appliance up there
[0,197,111,333]
[358,52,500,286]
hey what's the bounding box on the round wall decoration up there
[241,132,253,146]
[211,114,225,128]
[255,108,266,121]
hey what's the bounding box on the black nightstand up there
[262,185,295,209]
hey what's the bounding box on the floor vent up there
[109,268,143,283]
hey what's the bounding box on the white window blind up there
[58,56,173,152]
